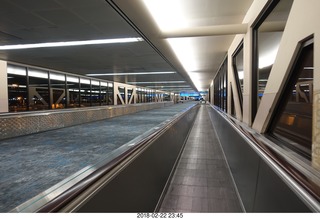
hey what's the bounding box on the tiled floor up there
[159,105,243,213]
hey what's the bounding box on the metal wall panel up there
[207,106,311,212]
[73,106,199,212]
[207,107,259,211]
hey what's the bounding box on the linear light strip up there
[127,81,186,84]
[0,38,143,50]
[86,71,175,76]
[146,85,191,88]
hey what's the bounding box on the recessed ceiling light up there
[0,38,143,50]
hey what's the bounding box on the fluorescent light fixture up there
[142,0,202,91]
[142,0,188,32]
[146,85,190,88]
[86,71,175,76]
[0,38,143,50]
[127,81,186,84]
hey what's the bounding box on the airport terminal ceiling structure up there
[0,0,253,93]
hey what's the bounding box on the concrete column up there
[0,61,8,113]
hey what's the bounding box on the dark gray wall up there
[74,106,199,212]
[207,107,311,212]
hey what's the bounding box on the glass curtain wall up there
[107,83,114,105]
[28,69,49,111]
[7,65,28,112]
[50,72,66,109]
[128,88,133,104]
[214,58,228,112]
[80,78,91,107]
[101,82,108,106]
[269,39,314,159]
[67,76,80,108]
[252,0,293,121]
[91,80,101,106]
[232,42,244,113]
[6,64,160,112]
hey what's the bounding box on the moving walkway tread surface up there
[0,102,196,212]
[159,105,242,212]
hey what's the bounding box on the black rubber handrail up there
[36,104,198,212]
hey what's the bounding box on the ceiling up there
[0,0,254,93]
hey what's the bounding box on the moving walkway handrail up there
[36,103,198,212]
[210,105,320,212]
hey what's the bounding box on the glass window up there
[232,42,244,112]
[28,68,49,111]
[117,86,125,105]
[100,82,108,106]
[214,58,228,112]
[164,93,170,102]
[7,65,28,112]
[252,0,293,121]
[230,84,236,117]
[67,76,80,108]
[6,65,115,111]
[50,73,66,109]
[80,78,91,107]
[91,80,101,106]
[107,83,113,105]
[136,88,142,103]
[128,88,133,104]
[269,39,313,159]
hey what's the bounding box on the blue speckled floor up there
[0,102,196,212]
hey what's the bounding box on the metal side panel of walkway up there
[159,105,243,213]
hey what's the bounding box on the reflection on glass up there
[254,0,293,111]
[29,69,49,111]
[50,73,66,109]
[270,41,313,159]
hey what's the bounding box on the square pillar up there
[0,61,8,113]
